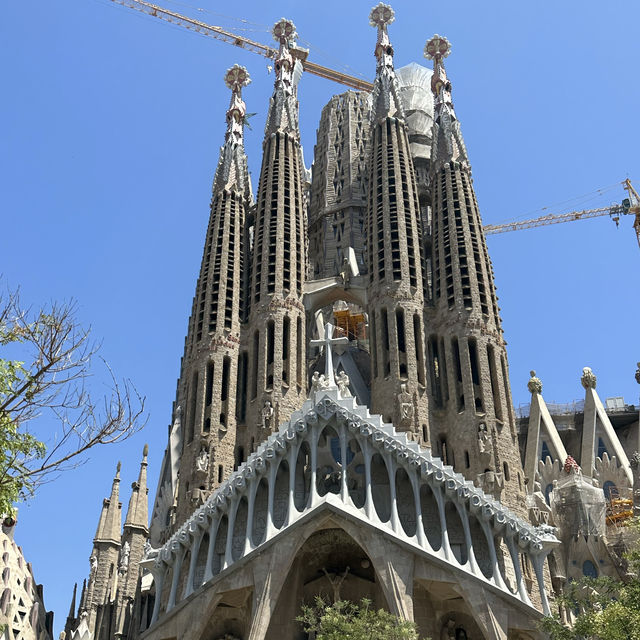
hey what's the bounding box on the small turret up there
[94,462,122,546]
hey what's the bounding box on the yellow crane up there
[105,0,373,92]
[105,1,639,248]
[484,179,640,247]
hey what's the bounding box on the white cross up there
[310,322,349,388]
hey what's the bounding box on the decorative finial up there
[424,34,451,61]
[369,3,395,71]
[425,34,452,96]
[581,366,597,390]
[527,370,542,395]
[223,65,250,145]
[116,461,121,476]
[224,64,250,92]
[272,18,297,45]
[369,3,395,28]
[142,443,149,458]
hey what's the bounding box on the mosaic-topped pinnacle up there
[272,18,297,45]
[424,34,451,61]
[224,64,251,92]
[369,3,395,28]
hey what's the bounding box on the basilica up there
[49,4,639,640]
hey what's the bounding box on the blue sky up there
[1,0,639,634]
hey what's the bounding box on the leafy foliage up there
[297,597,424,640]
[541,523,640,640]
[0,286,145,517]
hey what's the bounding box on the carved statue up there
[322,566,350,603]
[89,553,97,575]
[340,256,351,286]
[119,541,130,573]
[336,371,351,397]
[196,445,209,472]
[261,401,274,430]
[311,371,329,393]
[581,366,597,389]
[477,423,490,454]
[527,370,542,394]
[397,383,413,426]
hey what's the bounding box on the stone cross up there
[310,322,349,388]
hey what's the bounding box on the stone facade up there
[0,517,53,640]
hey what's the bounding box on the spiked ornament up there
[369,2,394,27]
[424,34,451,61]
[224,64,251,91]
[272,18,297,44]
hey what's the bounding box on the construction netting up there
[551,473,606,537]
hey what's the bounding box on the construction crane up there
[484,179,640,247]
[105,0,374,92]
[105,1,640,248]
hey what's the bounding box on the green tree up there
[541,525,640,640]
[297,597,424,640]
[0,286,145,517]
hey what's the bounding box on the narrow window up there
[188,371,198,443]
[282,316,290,384]
[205,362,214,407]
[452,337,464,412]
[381,308,390,377]
[413,314,425,385]
[251,331,259,399]
[296,316,303,387]
[465,451,470,469]
[503,461,510,481]
[218,465,223,483]
[487,344,503,421]
[236,351,248,422]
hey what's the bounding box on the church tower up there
[423,35,524,507]
[84,463,122,630]
[173,64,253,524]
[114,446,149,637]
[243,19,307,448]
[365,3,429,443]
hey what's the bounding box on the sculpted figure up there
[336,371,351,397]
[477,423,490,454]
[262,401,274,430]
[311,371,329,393]
[397,383,413,425]
[196,445,209,472]
[89,553,97,575]
[322,566,350,603]
[119,541,130,573]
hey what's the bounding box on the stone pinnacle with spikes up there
[224,64,250,145]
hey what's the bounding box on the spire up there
[67,582,77,619]
[263,18,301,138]
[213,64,252,200]
[369,3,404,123]
[79,579,87,614]
[124,445,149,532]
[424,34,469,171]
[94,461,122,545]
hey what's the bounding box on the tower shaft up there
[365,4,429,443]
